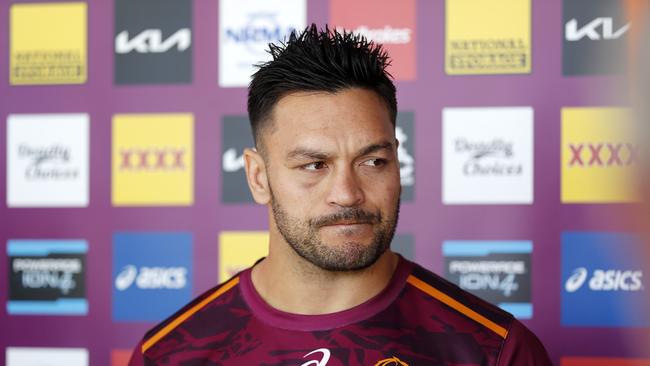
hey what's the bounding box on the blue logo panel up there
[112,232,193,322]
[561,232,650,327]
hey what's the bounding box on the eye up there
[302,161,327,171]
[361,158,387,167]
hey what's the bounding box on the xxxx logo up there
[119,148,186,170]
[568,143,638,167]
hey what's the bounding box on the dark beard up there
[270,188,400,272]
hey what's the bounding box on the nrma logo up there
[224,14,297,53]
[565,267,643,293]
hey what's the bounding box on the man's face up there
[261,88,401,271]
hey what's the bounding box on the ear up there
[243,147,271,205]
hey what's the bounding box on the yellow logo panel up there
[562,108,638,203]
[445,0,531,75]
[10,2,87,85]
[112,114,194,206]
[219,232,269,283]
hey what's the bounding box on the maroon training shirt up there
[128,255,552,365]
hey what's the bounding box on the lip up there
[321,222,371,227]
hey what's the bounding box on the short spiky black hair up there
[247,24,397,147]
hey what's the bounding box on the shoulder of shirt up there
[405,261,515,340]
[139,267,246,355]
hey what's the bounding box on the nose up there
[326,165,365,208]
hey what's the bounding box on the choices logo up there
[562,232,650,327]
[114,0,192,84]
[563,0,630,75]
[396,112,415,201]
[112,232,192,322]
[443,241,533,319]
[10,2,87,85]
[330,0,416,80]
[445,0,531,75]
[219,0,306,87]
[221,116,255,203]
[6,347,88,366]
[218,232,269,283]
[7,240,87,315]
[7,114,89,207]
[112,113,194,206]
[443,107,534,204]
[561,107,637,203]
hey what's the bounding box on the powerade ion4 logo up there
[112,232,192,322]
[443,241,533,319]
[7,240,88,315]
[562,232,650,327]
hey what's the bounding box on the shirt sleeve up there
[497,319,553,366]
[127,340,146,366]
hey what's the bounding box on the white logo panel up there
[7,114,89,207]
[218,0,306,87]
[442,107,533,204]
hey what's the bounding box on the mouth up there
[321,221,372,227]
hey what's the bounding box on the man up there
[128,25,552,365]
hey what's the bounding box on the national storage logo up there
[443,241,533,319]
[218,0,306,87]
[562,232,650,327]
[7,240,88,315]
[330,0,416,80]
[7,114,90,207]
[112,232,192,322]
[561,107,638,203]
[442,107,534,204]
[445,0,531,75]
[563,0,630,75]
[112,113,194,206]
[114,0,192,84]
[10,2,87,85]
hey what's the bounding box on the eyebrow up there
[286,141,394,161]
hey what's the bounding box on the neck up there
[250,241,399,315]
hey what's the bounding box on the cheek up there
[361,171,401,206]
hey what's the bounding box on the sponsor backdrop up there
[1,0,648,365]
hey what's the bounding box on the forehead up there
[264,88,394,154]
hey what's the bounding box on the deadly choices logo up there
[562,232,650,327]
[112,232,192,322]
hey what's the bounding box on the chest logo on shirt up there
[300,348,408,366]
[300,348,330,366]
[374,356,409,366]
